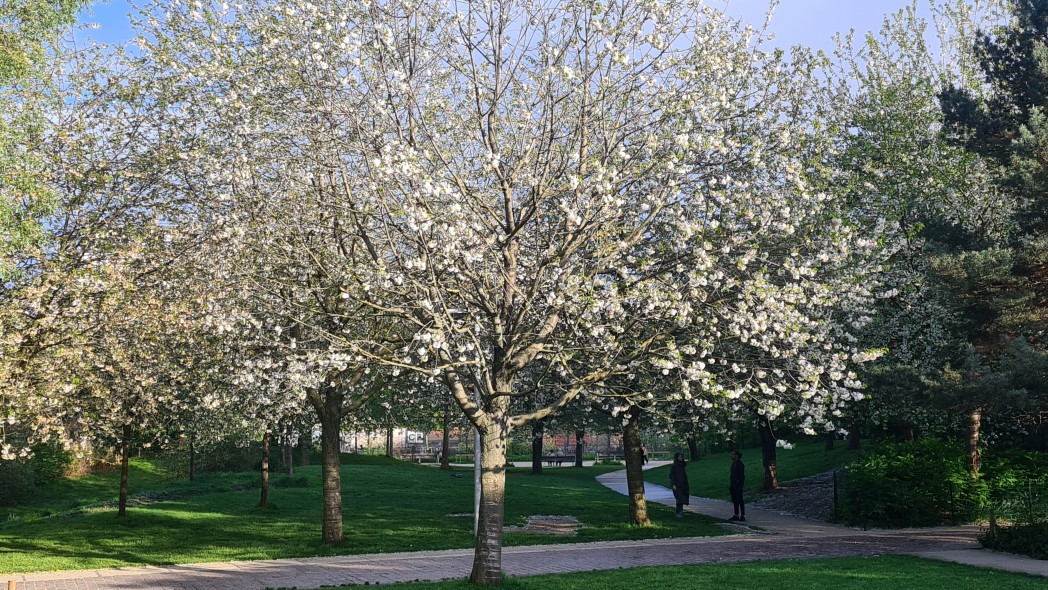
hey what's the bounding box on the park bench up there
[542,455,575,466]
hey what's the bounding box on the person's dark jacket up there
[670,458,690,504]
[729,459,745,492]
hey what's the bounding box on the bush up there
[979,522,1048,559]
[506,441,532,458]
[980,449,1048,501]
[0,460,35,506]
[976,449,1048,558]
[837,438,985,528]
[30,441,75,483]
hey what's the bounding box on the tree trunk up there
[260,429,271,508]
[622,406,650,526]
[969,407,982,476]
[898,419,915,442]
[686,433,700,461]
[848,425,861,450]
[825,432,835,451]
[299,434,312,466]
[757,415,779,491]
[282,423,294,476]
[574,429,585,467]
[118,423,131,517]
[320,403,345,544]
[385,425,393,457]
[469,423,508,585]
[188,435,196,482]
[531,419,544,475]
[440,408,452,469]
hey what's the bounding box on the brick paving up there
[4,464,1046,589]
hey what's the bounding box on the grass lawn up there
[646,441,859,500]
[323,555,1047,590]
[0,454,726,573]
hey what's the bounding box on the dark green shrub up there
[838,438,985,528]
[977,449,1048,558]
[0,460,35,506]
[30,441,75,483]
[979,522,1048,559]
[981,449,1048,500]
[507,441,532,458]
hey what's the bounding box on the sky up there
[76,0,934,54]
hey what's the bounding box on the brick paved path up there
[3,527,987,590]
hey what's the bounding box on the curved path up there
[597,462,1048,577]
[5,464,1046,589]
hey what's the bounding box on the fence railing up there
[986,480,1048,536]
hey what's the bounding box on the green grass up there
[0,455,726,573]
[647,440,858,500]
[319,555,1047,590]
[0,460,257,522]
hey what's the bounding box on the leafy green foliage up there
[0,440,78,505]
[981,448,1048,499]
[28,440,76,483]
[933,0,1048,450]
[980,522,1048,559]
[838,439,986,528]
[0,0,85,83]
[0,459,34,506]
[977,448,1048,558]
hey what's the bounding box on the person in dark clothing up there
[669,452,690,517]
[729,450,745,521]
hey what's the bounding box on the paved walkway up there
[5,463,1047,589]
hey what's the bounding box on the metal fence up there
[987,480,1048,529]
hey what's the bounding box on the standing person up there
[641,446,649,464]
[669,452,690,518]
[729,450,746,521]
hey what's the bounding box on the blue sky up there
[76,0,930,54]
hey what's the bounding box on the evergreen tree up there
[937,0,1048,454]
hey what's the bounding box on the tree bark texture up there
[320,402,345,544]
[260,429,270,508]
[622,406,650,526]
[469,424,508,585]
[848,425,861,450]
[531,419,544,475]
[757,415,779,491]
[385,425,393,457]
[440,409,452,470]
[687,433,700,461]
[188,435,196,482]
[282,423,294,475]
[118,423,131,517]
[574,429,585,467]
[969,407,982,475]
[299,435,311,466]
